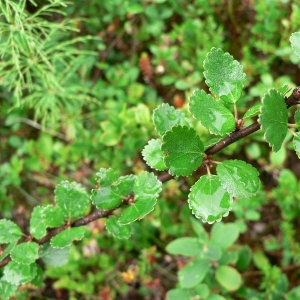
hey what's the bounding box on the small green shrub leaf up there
[203,47,245,103]
[189,89,236,135]
[0,279,17,300]
[258,89,288,152]
[188,175,233,223]
[166,237,203,256]
[178,258,210,288]
[42,205,65,228]
[118,171,162,225]
[204,137,224,150]
[91,175,136,209]
[106,216,132,239]
[30,206,47,239]
[153,103,188,136]
[55,181,90,221]
[211,223,240,249]
[95,168,119,186]
[217,160,260,198]
[39,242,70,267]
[243,103,262,120]
[3,261,37,285]
[50,227,86,248]
[142,139,167,171]
[295,107,300,128]
[10,242,39,265]
[0,219,22,244]
[162,125,204,176]
[166,289,191,300]
[290,32,300,58]
[31,264,44,287]
[215,265,242,291]
[293,132,300,158]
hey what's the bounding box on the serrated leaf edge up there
[10,242,39,265]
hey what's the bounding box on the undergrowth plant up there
[1,30,300,299]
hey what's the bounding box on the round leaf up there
[167,289,190,300]
[215,265,242,291]
[216,160,260,198]
[242,102,262,120]
[39,242,70,267]
[178,258,210,288]
[166,237,203,256]
[293,132,300,159]
[10,242,39,265]
[258,88,288,152]
[189,89,235,135]
[153,103,188,136]
[106,216,132,239]
[50,227,86,248]
[0,219,22,244]
[142,139,167,171]
[95,168,119,186]
[42,205,65,228]
[0,279,17,300]
[3,261,37,285]
[211,222,239,249]
[290,32,300,58]
[203,47,245,103]
[55,181,90,221]
[162,125,204,176]
[188,175,233,223]
[30,206,47,239]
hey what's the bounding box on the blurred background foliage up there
[1,0,300,299]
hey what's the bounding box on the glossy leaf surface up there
[188,175,233,223]
[92,175,135,209]
[243,102,262,120]
[0,279,17,300]
[39,242,70,267]
[42,205,65,228]
[216,160,260,198]
[3,261,37,285]
[118,171,162,225]
[189,89,235,135]
[203,47,245,103]
[142,139,167,171]
[293,132,300,159]
[106,216,132,239]
[258,89,288,152]
[0,219,22,244]
[10,242,39,265]
[162,125,204,176]
[50,227,86,248]
[30,206,47,239]
[55,181,90,221]
[290,32,300,58]
[153,103,188,136]
[178,258,210,288]
[166,237,203,256]
[216,265,242,291]
[95,168,119,186]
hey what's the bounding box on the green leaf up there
[95,168,119,186]
[118,171,162,225]
[290,32,300,58]
[0,219,22,244]
[30,206,47,239]
[178,258,210,288]
[0,241,17,262]
[42,205,65,228]
[166,289,191,300]
[106,216,132,239]
[189,89,236,135]
[0,279,17,300]
[50,227,86,248]
[55,181,90,221]
[153,103,188,136]
[91,175,136,209]
[295,107,300,128]
[243,102,262,120]
[278,84,290,96]
[203,47,245,103]
[215,265,242,291]
[203,137,224,150]
[3,261,37,285]
[188,175,233,224]
[293,132,300,159]
[211,223,239,249]
[142,139,167,171]
[162,125,204,176]
[31,264,44,287]
[39,242,70,267]
[216,160,260,198]
[258,89,288,152]
[166,237,204,256]
[10,242,39,265]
